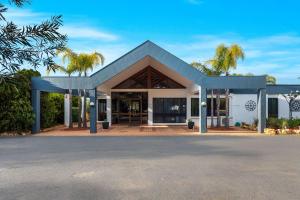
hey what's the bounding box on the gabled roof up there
[32,40,267,92]
[89,40,206,87]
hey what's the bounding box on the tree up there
[282,90,300,120]
[47,55,76,128]
[209,44,245,128]
[191,62,222,128]
[77,52,104,128]
[54,48,82,128]
[266,75,276,85]
[0,70,35,133]
[0,0,66,83]
[54,48,105,128]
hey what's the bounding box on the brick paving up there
[37,124,259,136]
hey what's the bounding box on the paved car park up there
[0,136,300,200]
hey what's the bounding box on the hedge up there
[0,69,64,134]
[267,118,300,129]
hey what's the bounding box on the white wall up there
[271,94,300,119]
[64,94,70,126]
[231,94,258,126]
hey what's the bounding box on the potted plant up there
[102,120,109,129]
[188,119,194,129]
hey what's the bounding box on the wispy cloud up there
[60,26,118,41]
[4,7,119,41]
[161,33,300,83]
[186,0,203,5]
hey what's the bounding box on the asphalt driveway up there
[0,136,300,200]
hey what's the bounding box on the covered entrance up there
[31,40,269,134]
[111,92,148,125]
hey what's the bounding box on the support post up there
[199,86,207,133]
[106,93,112,126]
[258,88,266,133]
[31,89,40,133]
[89,89,97,134]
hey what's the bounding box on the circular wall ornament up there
[245,100,256,112]
[291,100,300,112]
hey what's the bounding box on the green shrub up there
[267,118,300,129]
[41,92,65,129]
[267,118,280,129]
[72,107,79,123]
[0,70,37,133]
[235,122,241,127]
[279,119,289,129]
[0,69,65,134]
[287,119,300,129]
[49,93,64,124]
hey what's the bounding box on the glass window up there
[191,98,199,116]
[153,98,186,123]
[98,99,107,121]
[268,98,278,118]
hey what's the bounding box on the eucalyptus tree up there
[0,0,66,83]
[209,44,245,128]
[266,75,276,85]
[191,62,222,127]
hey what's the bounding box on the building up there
[31,41,300,134]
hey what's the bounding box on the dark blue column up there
[89,89,97,134]
[199,86,207,133]
[258,88,266,133]
[31,89,40,133]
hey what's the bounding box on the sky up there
[5,0,300,83]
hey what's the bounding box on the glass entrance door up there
[111,92,148,125]
[129,100,141,125]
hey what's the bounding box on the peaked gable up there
[89,40,206,88]
[112,66,185,89]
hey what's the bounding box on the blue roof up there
[32,40,268,92]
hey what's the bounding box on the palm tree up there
[46,59,76,128]
[210,44,245,128]
[56,48,83,128]
[191,62,222,128]
[77,52,105,128]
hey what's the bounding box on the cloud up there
[186,0,203,5]
[160,33,300,83]
[4,7,46,24]
[60,26,118,41]
[4,7,119,41]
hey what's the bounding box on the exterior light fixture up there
[201,102,207,107]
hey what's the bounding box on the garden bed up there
[265,118,300,135]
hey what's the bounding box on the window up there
[268,98,278,118]
[191,98,226,117]
[98,99,107,121]
[153,98,186,123]
[191,98,199,116]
